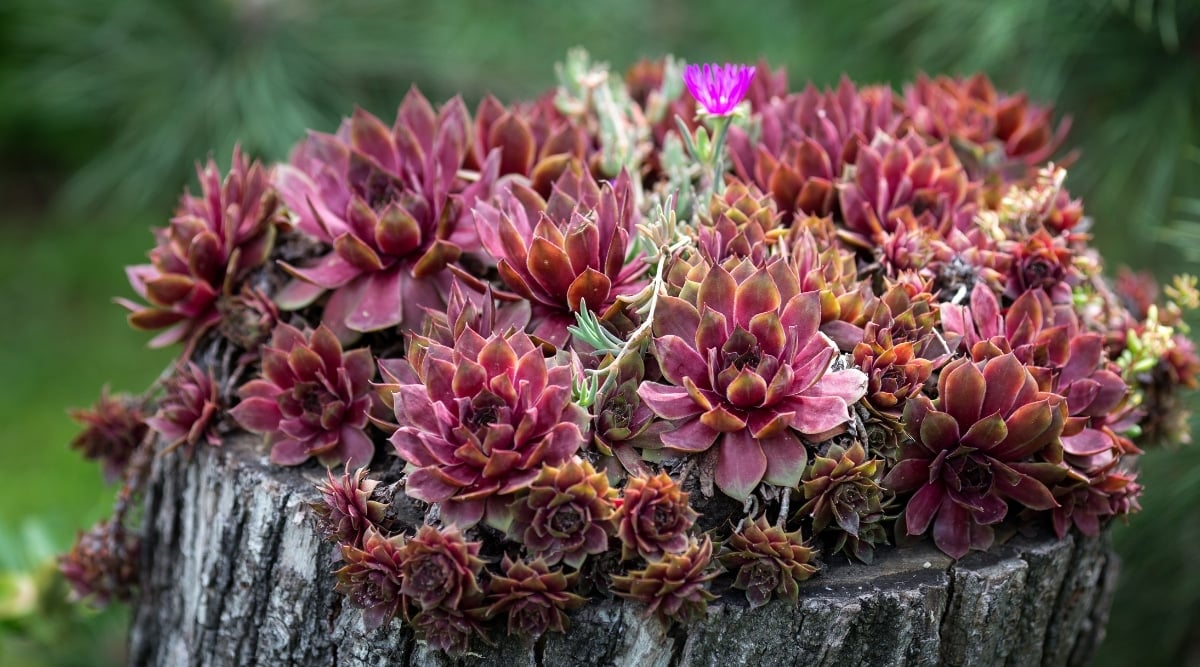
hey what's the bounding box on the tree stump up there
[129,434,1118,667]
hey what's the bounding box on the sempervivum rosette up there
[68,389,148,483]
[334,527,407,630]
[390,330,587,527]
[610,536,719,623]
[311,467,387,546]
[230,323,376,467]
[837,130,978,244]
[510,457,617,568]
[615,472,698,561]
[883,353,1068,558]
[726,77,901,221]
[484,556,585,641]
[718,516,817,608]
[275,90,497,339]
[470,93,591,194]
[942,285,1130,462]
[146,362,222,452]
[121,147,281,349]
[473,164,645,346]
[637,258,868,500]
[903,73,1071,177]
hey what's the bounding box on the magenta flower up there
[683,63,755,116]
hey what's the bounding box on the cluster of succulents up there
[63,53,1199,654]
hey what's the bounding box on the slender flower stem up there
[708,115,733,197]
[593,237,690,396]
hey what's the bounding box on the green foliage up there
[0,522,126,667]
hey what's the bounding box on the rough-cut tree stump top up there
[129,434,1117,667]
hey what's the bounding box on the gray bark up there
[129,434,1118,667]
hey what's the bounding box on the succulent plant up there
[420,279,531,348]
[473,164,645,347]
[902,73,1070,177]
[334,526,407,630]
[215,284,280,350]
[69,388,149,483]
[942,285,1129,467]
[696,182,782,265]
[726,77,901,221]
[637,258,868,500]
[391,330,587,528]
[400,524,485,614]
[146,362,222,452]
[838,130,978,243]
[230,323,376,467]
[883,353,1068,558]
[588,354,668,474]
[852,324,935,417]
[410,606,491,655]
[614,472,698,561]
[718,516,817,608]
[511,458,617,568]
[275,91,497,338]
[470,93,589,194]
[67,56,1200,657]
[1049,467,1142,539]
[311,467,387,546]
[1005,230,1080,303]
[484,556,585,641]
[120,147,280,349]
[611,536,719,623]
[798,443,888,543]
[59,520,140,606]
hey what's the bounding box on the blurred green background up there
[0,0,1196,664]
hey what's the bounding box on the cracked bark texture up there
[129,434,1118,667]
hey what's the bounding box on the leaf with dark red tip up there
[961,413,1008,451]
[127,307,187,330]
[566,268,611,312]
[698,265,736,320]
[940,361,985,427]
[145,275,195,307]
[725,369,767,408]
[488,113,536,176]
[995,400,1060,460]
[992,461,1058,510]
[309,325,344,376]
[478,336,518,378]
[350,107,398,173]
[187,232,224,286]
[700,405,748,433]
[411,239,461,279]
[919,411,961,451]
[334,233,385,272]
[734,269,782,328]
[374,203,422,257]
[526,238,575,300]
